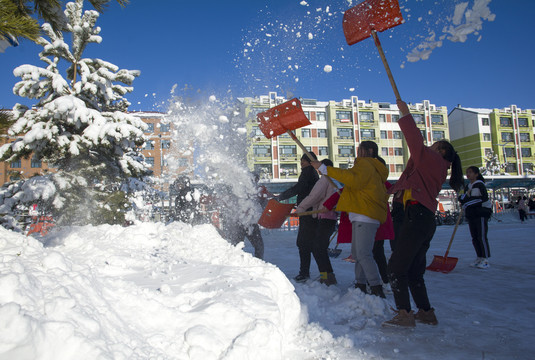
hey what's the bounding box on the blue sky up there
[1,0,534,112]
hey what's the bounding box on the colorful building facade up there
[449,105,535,175]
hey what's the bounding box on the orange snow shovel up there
[343,0,404,100]
[426,209,463,273]
[258,199,295,229]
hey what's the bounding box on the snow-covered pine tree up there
[482,149,505,176]
[0,0,149,227]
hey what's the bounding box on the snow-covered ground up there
[1,210,533,359]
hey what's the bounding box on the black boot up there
[370,285,386,298]
[355,283,367,294]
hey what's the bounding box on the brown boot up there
[370,285,386,298]
[414,308,438,325]
[355,283,367,294]
[319,272,337,286]
[382,309,416,328]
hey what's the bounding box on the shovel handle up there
[443,209,463,258]
[371,30,401,101]
[287,130,341,193]
[287,209,328,217]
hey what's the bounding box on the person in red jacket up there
[383,100,464,328]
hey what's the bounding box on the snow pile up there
[0,223,312,359]
[405,0,495,63]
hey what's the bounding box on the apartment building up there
[240,92,450,181]
[449,105,535,175]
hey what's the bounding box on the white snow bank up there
[0,223,307,359]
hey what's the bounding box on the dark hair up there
[436,140,463,193]
[376,156,386,166]
[301,151,317,162]
[467,166,485,182]
[321,158,333,167]
[359,141,379,158]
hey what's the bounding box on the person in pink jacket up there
[295,159,340,285]
[383,100,464,328]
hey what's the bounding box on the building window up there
[252,126,263,136]
[254,145,271,157]
[432,131,445,141]
[518,118,529,127]
[319,146,329,156]
[10,160,21,168]
[336,111,352,122]
[316,112,326,121]
[505,163,517,173]
[145,123,155,133]
[519,133,531,142]
[380,130,387,139]
[178,158,189,167]
[484,148,492,156]
[483,133,491,141]
[303,111,310,119]
[159,123,171,132]
[395,164,404,173]
[279,145,297,156]
[394,147,403,156]
[161,140,171,149]
[523,163,533,173]
[144,141,155,150]
[431,114,444,125]
[337,128,354,139]
[338,145,355,157]
[360,129,375,140]
[381,147,389,156]
[280,164,298,177]
[146,157,155,167]
[254,164,272,179]
[31,157,42,168]
[504,148,515,157]
[359,112,374,122]
[499,117,512,127]
[392,114,400,122]
[481,118,490,126]
[413,114,425,124]
[501,132,514,142]
[318,129,327,138]
[301,128,311,138]
[250,107,268,117]
[379,114,386,122]
[521,148,532,158]
[393,131,402,139]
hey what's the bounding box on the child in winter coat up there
[383,100,464,328]
[295,159,340,286]
[312,141,389,298]
[459,166,492,269]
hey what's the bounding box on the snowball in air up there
[209,95,217,102]
[219,116,229,123]
[323,65,332,73]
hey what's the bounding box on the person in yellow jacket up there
[312,141,389,297]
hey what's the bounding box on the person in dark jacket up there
[173,175,199,224]
[459,166,492,269]
[383,100,464,328]
[277,152,319,282]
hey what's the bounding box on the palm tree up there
[0,0,128,44]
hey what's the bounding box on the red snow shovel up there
[258,199,295,229]
[257,98,314,160]
[426,209,463,273]
[257,98,341,191]
[343,0,404,100]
